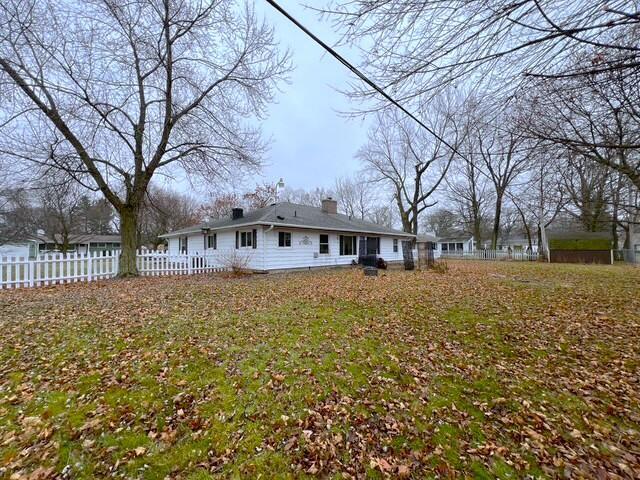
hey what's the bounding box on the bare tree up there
[617,180,640,250]
[423,208,460,238]
[474,113,535,249]
[368,203,396,229]
[198,191,243,221]
[0,0,290,275]
[0,187,36,245]
[138,187,202,248]
[358,98,460,235]
[519,154,566,249]
[519,64,640,191]
[36,178,89,252]
[561,154,612,232]
[323,1,640,106]
[280,186,334,207]
[445,129,493,244]
[334,176,376,220]
[243,183,278,210]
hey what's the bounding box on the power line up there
[263,1,541,171]
[263,0,470,163]
[263,0,577,229]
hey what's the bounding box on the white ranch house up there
[160,199,415,272]
[436,236,475,255]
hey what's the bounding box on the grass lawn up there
[1,261,639,479]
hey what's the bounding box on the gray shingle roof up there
[416,233,438,243]
[160,202,414,238]
[437,236,473,243]
[36,234,121,244]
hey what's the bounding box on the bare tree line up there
[2,0,640,270]
[0,0,291,274]
[319,0,640,250]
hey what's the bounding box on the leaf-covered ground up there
[1,261,639,479]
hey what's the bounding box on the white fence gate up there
[0,250,228,289]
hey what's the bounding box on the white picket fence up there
[440,249,539,261]
[0,250,228,289]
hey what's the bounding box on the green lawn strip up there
[1,263,639,478]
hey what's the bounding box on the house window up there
[240,231,253,248]
[179,236,188,254]
[319,234,329,254]
[339,235,357,256]
[442,243,448,252]
[278,231,291,247]
[456,242,463,251]
[207,234,217,250]
[393,239,398,253]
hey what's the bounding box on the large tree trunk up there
[611,211,619,250]
[472,199,482,246]
[410,206,419,235]
[491,192,503,249]
[119,206,139,277]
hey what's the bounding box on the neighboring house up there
[0,234,121,258]
[437,236,475,255]
[160,198,414,272]
[0,242,31,258]
[481,237,539,253]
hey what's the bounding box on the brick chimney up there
[321,197,337,214]
[231,208,244,220]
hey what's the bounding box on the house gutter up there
[160,222,415,239]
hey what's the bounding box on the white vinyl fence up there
[440,249,539,261]
[0,250,228,289]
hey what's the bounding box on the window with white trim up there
[339,235,357,256]
[240,231,253,248]
[278,231,291,247]
[393,239,398,253]
[179,236,188,254]
[319,234,329,254]
[207,233,217,249]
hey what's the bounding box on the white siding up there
[0,243,31,258]
[167,237,179,254]
[262,228,407,271]
[165,226,409,272]
[167,228,265,270]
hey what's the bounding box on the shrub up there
[218,250,252,275]
[431,260,448,274]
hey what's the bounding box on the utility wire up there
[263,0,586,242]
[263,0,470,163]
[264,1,533,177]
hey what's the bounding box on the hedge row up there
[548,238,612,251]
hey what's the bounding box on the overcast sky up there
[253,1,371,192]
